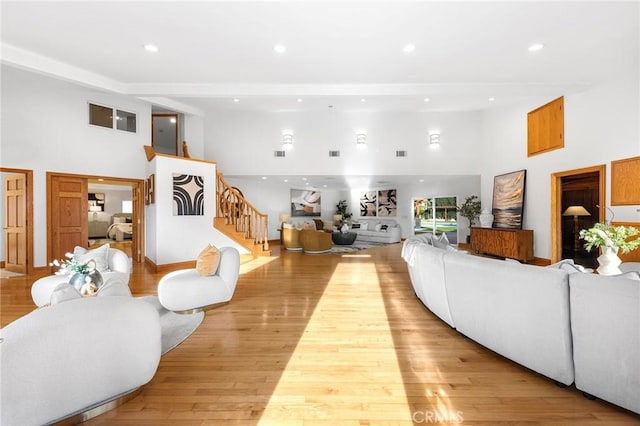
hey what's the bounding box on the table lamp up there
[562,205,590,251]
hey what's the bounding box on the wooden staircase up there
[216,172,270,258]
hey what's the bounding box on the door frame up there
[47,172,145,265]
[550,164,605,263]
[1,167,34,275]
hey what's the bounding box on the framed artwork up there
[173,173,204,215]
[377,189,397,217]
[492,169,526,229]
[146,174,155,205]
[290,189,321,217]
[360,191,377,216]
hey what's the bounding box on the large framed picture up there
[290,189,321,217]
[491,169,526,229]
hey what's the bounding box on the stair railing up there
[216,172,269,252]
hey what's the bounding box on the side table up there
[332,231,357,245]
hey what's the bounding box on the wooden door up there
[4,174,27,273]
[49,175,88,263]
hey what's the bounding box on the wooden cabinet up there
[611,156,640,205]
[88,221,109,238]
[527,96,564,157]
[470,227,534,262]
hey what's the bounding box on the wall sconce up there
[429,132,440,147]
[282,131,294,150]
[356,131,367,149]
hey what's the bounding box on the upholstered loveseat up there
[402,235,640,414]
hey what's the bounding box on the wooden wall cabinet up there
[611,156,640,205]
[470,227,534,262]
[527,96,564,157]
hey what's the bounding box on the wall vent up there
[274,150,286,157]
[329,150,341,157]
[396,150,408,157]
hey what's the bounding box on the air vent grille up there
[329,150,340,157]
[274,150,286,157]
[396,150,408,157]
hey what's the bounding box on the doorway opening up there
[413,196,458,244]
[550,165,605,265]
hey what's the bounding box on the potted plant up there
[335,200,353,227]
[579,223,640,275]
[457,195,482,243]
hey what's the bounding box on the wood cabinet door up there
[49,175,88,264]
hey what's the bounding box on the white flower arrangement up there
[579,223,640,254]
[50,253,95,275]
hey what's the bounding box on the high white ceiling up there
[2,1,638,113]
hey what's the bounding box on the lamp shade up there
[562,205,590,217]
[279,213,291,223]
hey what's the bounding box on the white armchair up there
[158,246,240,313]
[31,246,130,307]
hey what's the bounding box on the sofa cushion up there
[196,244,221,276]
[73,244,110,272]
[49,283,82,305]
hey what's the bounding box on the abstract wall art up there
[290,189,321,217]
[173,173,204,216]
[491,169,526,229]
[360,191,377,216]
[377,189,397,216]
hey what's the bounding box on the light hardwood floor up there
[1,243,638,425]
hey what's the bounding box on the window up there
[122,200,133,214]
[88,102,137,133]
[413,196,458,243]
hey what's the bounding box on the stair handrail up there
[216,172,269,251]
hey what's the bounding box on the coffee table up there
[332,231,357,245]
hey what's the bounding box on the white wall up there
[480,71,640,259]
[146,155,247,265]
[204,110,482,176]
[1,65,152,266]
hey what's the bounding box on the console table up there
[470,227,534,262]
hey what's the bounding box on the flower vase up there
[597,246,622,276]
[479,208,494,228]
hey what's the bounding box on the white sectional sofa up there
[402,235,640,414]
[569,270,639,414]
[1,293,162,425]
[351,218,401,244]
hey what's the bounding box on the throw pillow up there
[49,282,82,305]
[380,224,389,231]
[351,223,361,229]
[313,219,324,230]
[323,220,333,232]
[375,223,382,232]
[360,222,369,231]
[196,244,221,276]
[546,259,586,274]
[73,244,110,272]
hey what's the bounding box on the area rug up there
[325,241,394,255]
[0,269,25,279]
[138,296,204,354]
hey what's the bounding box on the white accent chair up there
[31,247,130,307]
[158,247,240,312]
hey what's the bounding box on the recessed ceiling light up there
[232,98,240,102]
[144,44,159,53]
[284,179,289,183]
[488,97,496,102]
[403,43,416,53]
[323,185,327,188]
[360,98,366,103]
[423,97,430,103]
[274,44,286,53]
[302,177,307,181]
[297,98,303,102]
[261,176,267,180]
[528,43,545,52]
[419,179,424,183]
